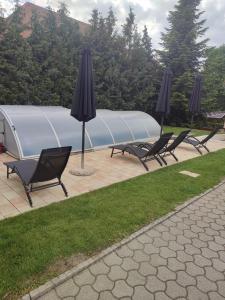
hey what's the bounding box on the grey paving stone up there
[99,291,117,300]
[138,262,157,276]
[186,262,204,276]
[108,265,127,281]
[187,285,208,300]
[165,281,187,298]
[153,237,168,247]
[73,269,95,286]
[160,247,176,259]
[112,280,133,298]
[89,261,110,275]
[127,239,144,250]
[199,232,214,242]
[150,254,167,267]
[183,229,198,239]
[218,251,225,262]
[208,241,224,252]
[212,258,225,272]
[194,254,212,267]
[167,257,185,272]
[201,247,218,259]
[104,253,123,266]
[133,250,149,262]
[177,250,193,263]
[214,236,225,245]
[217,281,225,297]
[76,285,98,300]
[208,292,225,300]
[168,240,184,251]
[133,286,154,300]
[126,270,145,287]
[176,271,196,287]
[162,231,177,241]
[176,235,191,245]
[55,279,79,297]
[143,243,159,255]
[116,245,133,258]
[93,274,114,292]
[146,229,161,238]
[196,276,217,293]
[157,266,176,281]
[155,292,172,300]
[121,257,139,271]
[205,266,224,282]
[137,233,153,244]
[185,244,201,255]
[146,276,166,293]
[192,238,208,248]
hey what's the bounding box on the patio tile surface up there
[0,136,225,219]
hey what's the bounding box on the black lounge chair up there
[133,130,191,162]
[110,133,173,171]
[4,146,72,207]
[183,127,220,154]
[160,130,191,161]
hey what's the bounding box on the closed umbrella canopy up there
[71,48,96,171]
[189,74,202,115]
[71,48,96,122]
[156,68,172,134]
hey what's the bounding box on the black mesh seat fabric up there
[5,160,38,185]
[4,146,72,207]
[110,133,173,171]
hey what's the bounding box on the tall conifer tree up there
[160,0,208,124]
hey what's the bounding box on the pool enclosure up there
[0,106,161,159]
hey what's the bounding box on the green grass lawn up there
[1,149,225,298]
[164,126,210,136]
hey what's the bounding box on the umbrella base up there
[70,167,95,176]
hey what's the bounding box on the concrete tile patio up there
[0,136,225,220]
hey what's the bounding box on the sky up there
[2,0,225,48]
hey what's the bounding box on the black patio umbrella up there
[189,74,202,127]
[71,48,96,169]
[156,68,173,135]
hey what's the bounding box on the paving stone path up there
[34,183,225,300]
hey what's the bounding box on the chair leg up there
[140,159,149,171]
[152,155,162,166]
[60,181,68,197]
[203,144,210,152]
[24,185,33,207]
[195,146,203,155]
[158,155,167,166]
[111,148,114,158]
[6,166,9,179]
[171,152,178,161]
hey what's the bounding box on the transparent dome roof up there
[0,106,160,159]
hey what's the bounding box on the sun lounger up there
[110,133,173,171]
[4,146,72,206]
[183,127,220,154]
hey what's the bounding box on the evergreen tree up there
[87,8,125,109]
[203,45,225,111]
[159,0,208,124]
[0,1,34,104]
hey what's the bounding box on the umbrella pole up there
[81,121,85,169]
[190,115,194,129]
[160,115,164,136]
